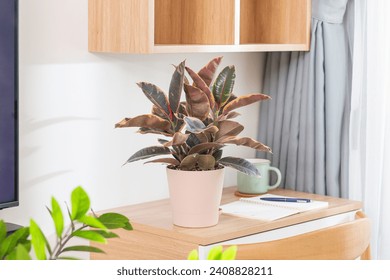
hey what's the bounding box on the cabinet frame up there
[88,0,311,54]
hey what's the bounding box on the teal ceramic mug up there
[237,159,282,194]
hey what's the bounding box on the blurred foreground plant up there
[188,245,237,260]
[0,186,132,260]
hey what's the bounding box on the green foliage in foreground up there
[188,245,237,260]
[0,186,132,260]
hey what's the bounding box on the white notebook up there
[220,194,329,221]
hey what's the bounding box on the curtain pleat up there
[257,0,352,197]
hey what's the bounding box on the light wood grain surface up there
[95,187,362,246]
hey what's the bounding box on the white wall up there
[0,0,265,234]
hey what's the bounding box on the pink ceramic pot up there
[166,167,225,228]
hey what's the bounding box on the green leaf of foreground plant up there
[61,245,105,254]
[78,215,107,230]
[221,245,237,260]
[13,244,32,260]
[92,230,119,239]
[207,245,223,260]
[0,226,29,260]
[51,197,64,238]
[124,146,171,165]
[219,157,261,177]
[71,186,90,220]
[71,230,107,243]
[0,220,6,244]
[187,249,199,260]
[169,61,185,113]
[212,66,236,108]
[30,219,47,260]
[97,213,132,230]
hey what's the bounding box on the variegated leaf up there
[144,158,180,166]
[219,157,261,177]
[216,111,241,122]
[188,143,224,155]
[218,136,272,152]
[163,132,189,147]
[115,114,171,131]
[215,120,244,140]
[137,82,173,120]
[184,84,211,121]
[124,146,171,165]
[169,61,185,113]
[186,66,216,109]
[212,66,235,108]
[137,127,172,137]
[184,116,206,133]
[198,56,223,87]
[223,93,271,113]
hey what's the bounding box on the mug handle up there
[268,167,282,190]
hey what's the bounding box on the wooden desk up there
[91,187,362,260]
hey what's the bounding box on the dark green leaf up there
[219,157,261,177]
[97,213,131,230]
[213,66,236,108]
[51,197,64,238]
[71,186,90,220]
[198,56,223,87]
[71,230,106,243]
[158,138,169,145]
[212,149,223,162]
[186,133,201,148]
[115,115,171,131]
[124,146,171,165]
[92,230,119,239]
[123,223,133,231]
[169,61,185,113]
[184,84,211,121]
[78,215,107,230]
[137,82,172,120]
[61,245,105,254]
[30,219,47,260]
[183,116,206,133]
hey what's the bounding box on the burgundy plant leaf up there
[115,114,171,131]
[184,84,211,121]
[185,66,216,109]
[223,93,271,113]
[198,56,223,87]
[137,82,173,120]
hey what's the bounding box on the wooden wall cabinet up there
[88,0,311,54]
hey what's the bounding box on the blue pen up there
[260,197,311,203]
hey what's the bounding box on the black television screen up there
[0,0,18,210]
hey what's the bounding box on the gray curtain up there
[257,0,353,198]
